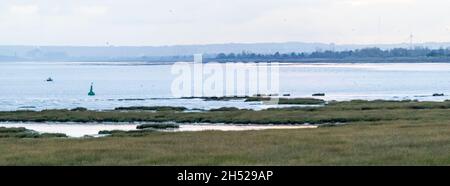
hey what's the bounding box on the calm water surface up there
[0,62,449,111]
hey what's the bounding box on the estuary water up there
[0,122,317,137]
[0,62,450,111]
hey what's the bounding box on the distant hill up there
[1,42,450,61]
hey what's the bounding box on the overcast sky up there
[1,0,450,46]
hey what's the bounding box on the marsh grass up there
[114,106,186,112]
[0,127,67,138]
[209,107,247,112]
[98,129,157,137]
[245,97,326,105]
[1,100,450,124]
[136,123,179,129]
[0,120,450,165]
[1,100,450,165]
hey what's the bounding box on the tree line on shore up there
[215,47,450,60]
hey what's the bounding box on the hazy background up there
[1,0,450,46]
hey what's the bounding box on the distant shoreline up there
[3,57,450,63]
[209,57,450,63]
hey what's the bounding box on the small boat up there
[46,77,53,82]
[88,83,96,96]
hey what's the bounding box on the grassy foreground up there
[1,100,450,165]
[0,120,449,165]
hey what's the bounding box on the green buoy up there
[88,83,96,96]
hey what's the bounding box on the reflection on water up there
[0,122,317,137]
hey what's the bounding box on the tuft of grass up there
[0,127,28,133]
[39,133,68,138]
[244,97,271,102]
[0,127,67,138]
[70,107,88,111]
[114,106,186,112]
[245,97,326,105]
[278,98,326,105]
[98,129,157,137]
[136,123,179,129]
[182,96,248,101]
[209,107,242,112]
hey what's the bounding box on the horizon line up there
[2,41,450,48]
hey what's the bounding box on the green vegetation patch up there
[182,96,249,101]
[245,97,326,105]
[2,120,450,165]
[209,107,248,112]
[98,129,157,137]
[136,123,179,129]
[1,100,450,125]
[114,106,187,112]
[0,127,67,138]
[70,107,88,111]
